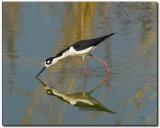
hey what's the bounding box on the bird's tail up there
[92,33,115,46]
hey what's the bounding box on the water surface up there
[3,2,157,125]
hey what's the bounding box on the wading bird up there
[36,33,115,86]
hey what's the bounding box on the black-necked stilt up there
[36,33,115,86]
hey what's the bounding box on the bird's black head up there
[45,57,58,68]
[45,57,54,65]
[36,57,56,79]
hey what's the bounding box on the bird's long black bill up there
[36,67,46,78]
[36,67,47,87]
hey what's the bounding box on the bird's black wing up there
[54,47,70,58]
[72,39,94,51]
[73,33,115,51]
[54,33,115,56]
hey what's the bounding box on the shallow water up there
[3,2,157,125]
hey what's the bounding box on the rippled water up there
[2,2,157,125]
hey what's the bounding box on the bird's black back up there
[73,33,115,51]
[54,33,115,58]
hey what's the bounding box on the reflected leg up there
[89,78,106,94]
[83,74,88,94]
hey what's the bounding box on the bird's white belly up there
[55,46,95,62]
[68,46,95,56]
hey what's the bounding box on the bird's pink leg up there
[89,54,110,84]
[81,56,88,93]
[91,56,110,73]
[82,56,88,76]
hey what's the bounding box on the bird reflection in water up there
[45,85,115,113]
[38,70,114,113]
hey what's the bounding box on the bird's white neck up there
[50,47,75,66]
